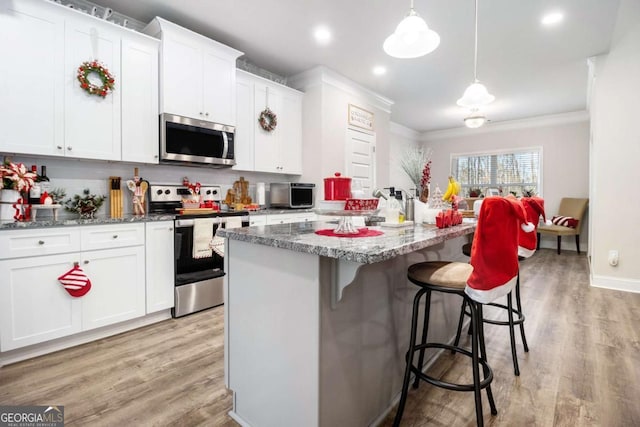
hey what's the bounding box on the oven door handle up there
[176,218,221,228]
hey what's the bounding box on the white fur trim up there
[545,219,552,226]
[518,246,535,258]
[521,222,535,233]
[464,275,518,304]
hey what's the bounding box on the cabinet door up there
[64,19,121,160]
[81,246,145,331]
[280,91,303,174]
[121,36,159,164]
[0,0,64,156]
[202,48,236,126]
[233,74,255,171]
[162,36,203,119]
[253,84,282,173]
[249,215,267,226]
[0,255,82,351]
[145,221,175,313]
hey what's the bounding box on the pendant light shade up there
[458,0,494,115]
[384,1,440,59]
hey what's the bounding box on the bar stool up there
[394,197,534,426]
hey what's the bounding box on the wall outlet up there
[608,250,619,266]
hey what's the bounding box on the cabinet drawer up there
[81,223,144,251]
[0,228,81,259]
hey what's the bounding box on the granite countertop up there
[0,214,175,230]
[217,220,476,264]
[248,208,316,215]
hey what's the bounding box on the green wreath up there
[258,108,277,132]
[77,60,115,98]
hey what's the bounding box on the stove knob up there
[165,189,171,195]
[156,189,163,195]
[206,190,212,195]
[212,189,218,195]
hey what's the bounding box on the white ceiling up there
[92,0,620,132]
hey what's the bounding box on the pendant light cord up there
[473,0,478,82]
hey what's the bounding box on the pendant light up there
[464,109,487,128]
[383,0,440,59]
[457,0,494,109]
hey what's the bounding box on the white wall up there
[590,0,640,292]
[389,122,422,194]
[422,113,590,251]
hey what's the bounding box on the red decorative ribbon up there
[315,228,384,238]
[12,197,31,221]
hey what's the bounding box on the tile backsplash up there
[6,155,295,218]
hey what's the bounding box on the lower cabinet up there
[145,221,175,313]
[81,246,146,331]
[265,212,317,225]
[0,253,82,351]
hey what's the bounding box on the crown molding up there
[288,66,394,113]
[389,122,421,140]
[421,110,590,142]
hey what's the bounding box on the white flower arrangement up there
[400,146,433,188]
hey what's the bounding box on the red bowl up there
[344,198,379,211]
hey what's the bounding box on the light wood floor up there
[1,249,639,426]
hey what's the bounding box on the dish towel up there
[209,217,243,257]
[193,218,215,259]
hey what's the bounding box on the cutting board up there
[176,208,219,215]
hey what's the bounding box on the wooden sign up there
[348,104,374,131]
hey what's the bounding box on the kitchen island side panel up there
[227,239,320,427]
[318,237,469,426]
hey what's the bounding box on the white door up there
[162,36,203,119]
[280,91,303,175]
[81,246,145,330]
[0,0,64,156]
[145,222,175,313]
[202,48,236,126]
[345,128,376,196]
[64,19,121,160]
[121,36,159,164]
[253,84,282,173]
[233,73,255,171]
[0,255,82,351]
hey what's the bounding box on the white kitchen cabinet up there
[0,0,64,156]
[0,253,82,351]
[64,17,121,161]
[145,221,175,313]
[145,17,242,126]
[248,215,267,227]
[81,245,146,331]
[121,37,160,163]
[266,212,317,225]
[234,70,304,174]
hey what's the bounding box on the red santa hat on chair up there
[466,197,535,304]
[518,197,546,258]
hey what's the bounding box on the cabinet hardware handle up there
[74,261,79,267]
[199,112,203,116]
[57,145,63,149]
[67,146,72,151]
[84,260,89,264]
[113,235,118,239]
[38,240,45,245]
[169,228,173,231]
[205,112,209,116]
[154,155,159,158]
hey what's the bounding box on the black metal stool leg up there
[468,300,484,427]
[477,304,498,415]
[413,291,432,389]
[515,273,529,352]
[507,291,520,376]
[393,288,427,427]
[452,298,467,353]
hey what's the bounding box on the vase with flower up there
[0,161,36,221]
[400,146,433,203]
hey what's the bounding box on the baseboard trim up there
[228,410,253,427]
[0,310,172,367]
[591,274,640,293]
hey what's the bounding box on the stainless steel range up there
[149,184,249,317]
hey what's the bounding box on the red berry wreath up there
[77,60,115,98]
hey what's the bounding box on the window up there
[451,147,542,197]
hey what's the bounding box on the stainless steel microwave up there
[160,113,235,167]
[270,183,315,209]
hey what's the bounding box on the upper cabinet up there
[234,70,303,175]
[143,17,243,126]
[0,0,159,163]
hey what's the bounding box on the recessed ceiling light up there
[541,11,564,26]
[373,66,387,76]
[313,26,332,45]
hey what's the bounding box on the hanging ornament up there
[77,60,115,98]
[258,108,278,132]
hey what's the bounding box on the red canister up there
[324,172,352,200]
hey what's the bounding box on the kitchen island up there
[217,220,475,427]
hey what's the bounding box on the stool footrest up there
[463,302,525,326]
[410,342,493,392]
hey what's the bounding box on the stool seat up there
[408,261,472,289]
